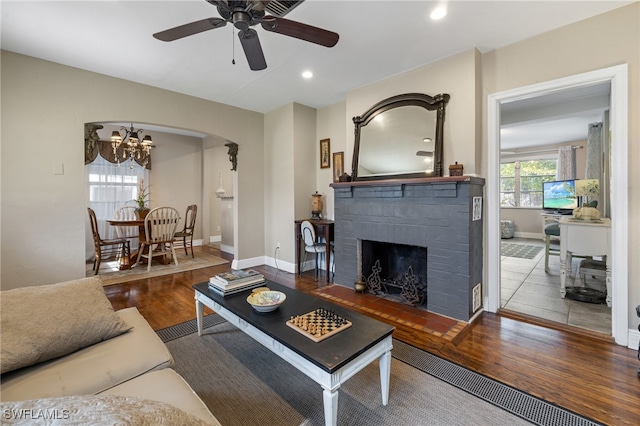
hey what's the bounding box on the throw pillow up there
[0,395,210,425]
[0,277,132,374]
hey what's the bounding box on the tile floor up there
[501,238,611,335]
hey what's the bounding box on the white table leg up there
[195,298,204,336]
[559,250,567,298]
[379,350,391,405]
[322,387,339,426]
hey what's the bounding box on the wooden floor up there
[105,246,640,425]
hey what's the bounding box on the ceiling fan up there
[153,0,339,71]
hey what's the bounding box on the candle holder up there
[311,192,323,220]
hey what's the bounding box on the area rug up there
[501,242,544,260]
[162,317,599,426]
[91,251,228,286]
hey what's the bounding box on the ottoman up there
[500,220,515,239]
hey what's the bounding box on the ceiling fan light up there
[302,70,313,79]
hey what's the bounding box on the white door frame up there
[487,64,629,346]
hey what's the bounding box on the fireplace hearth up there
[331,176,485,322]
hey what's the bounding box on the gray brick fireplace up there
[331,176,485,322]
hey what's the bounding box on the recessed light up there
[430,5,447,20]
[302,70,313,79]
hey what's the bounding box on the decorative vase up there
[136,208,150,220]
[354,279,367,293]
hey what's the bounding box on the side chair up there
[87,207,131,274]
[113,206,138,240]
[136,206,180,272]
[300,220,327,282]
[174,204,197,258]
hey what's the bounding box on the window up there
[500,159,556,208]
[86,156,149,241]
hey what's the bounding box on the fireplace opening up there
[360,240,427,307]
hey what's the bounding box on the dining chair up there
[174,204,197,258]
[136,206,180,272]
[544,222,560,272]
[113,206,138,240]
[301,220,327,282]
[87,207,131,275]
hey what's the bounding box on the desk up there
[295,219,334,282]
[559,217,611,306]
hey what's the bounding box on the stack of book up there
[208,269,266,296]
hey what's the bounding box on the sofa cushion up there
[101,368,221,425]
[0,307,173,401]
[0,394,210,426]
[0,277,132,374]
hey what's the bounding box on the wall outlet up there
[472,283,482,312]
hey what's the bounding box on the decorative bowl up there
[246,291,286,313]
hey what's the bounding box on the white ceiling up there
[1,0,630,118]
[500,81,611,151]
[0,1,625,152]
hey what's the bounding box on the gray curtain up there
[586,122,603,179]
[556,146,576,180]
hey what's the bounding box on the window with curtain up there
[86,156,149,256]
[500,159,557,208]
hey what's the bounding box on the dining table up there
[106,218,172,269]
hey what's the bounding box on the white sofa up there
[0,277,220,425]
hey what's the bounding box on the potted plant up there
[133,179,151,220]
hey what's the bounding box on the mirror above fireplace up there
[351,93,450,181]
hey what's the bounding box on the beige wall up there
[203,143,234,244]
[316,101,347,220]
[1,51,263,289]
[264,104,296,267]
[482,3,639,330]
[346,49,482,176]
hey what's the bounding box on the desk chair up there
[88,208,130,275]
[174,204,197,257]
[301,220,327,282]
[544,222,560,272]
[136,206,180,272]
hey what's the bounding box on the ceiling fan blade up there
[238,29,267,71]
[153,18,227,42]
[261,16,339,47]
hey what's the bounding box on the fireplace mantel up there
[331,176,485,322]
[330,175,482,189]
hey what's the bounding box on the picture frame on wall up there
[320,138,330,169]
[333,152,344,182]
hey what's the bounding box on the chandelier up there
[110,123,154,168]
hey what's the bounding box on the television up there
[542,179,578,214]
